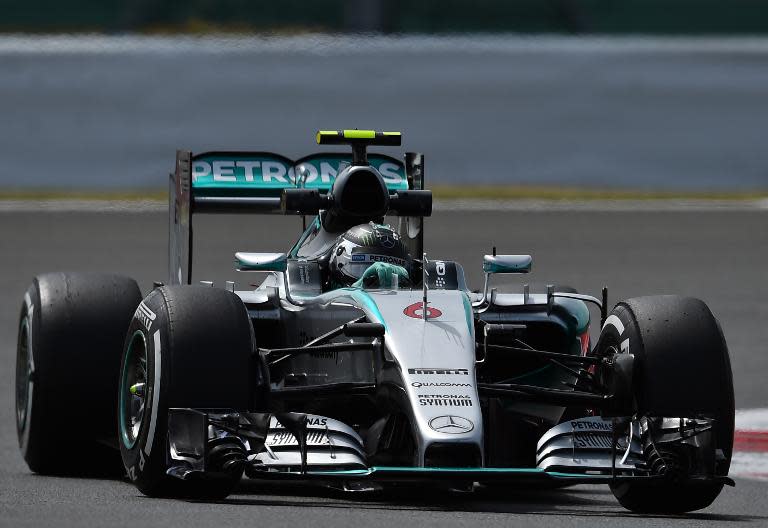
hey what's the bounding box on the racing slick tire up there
[596,295,734,513]
[16,272,142,475]
[118,285,256,500]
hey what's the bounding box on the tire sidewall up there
[118,289,172,493]
[595,303,640,410]
[596,304,634,360]
[16,283,40,464]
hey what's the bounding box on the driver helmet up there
[329,222,410,286]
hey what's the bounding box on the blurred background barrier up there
[1,33,767,191]
[2,0,768,34]
[1,1,767,192]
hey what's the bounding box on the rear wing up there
[169,150,425,285]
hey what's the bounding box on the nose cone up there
[368,289,483,465]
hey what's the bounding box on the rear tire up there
[16,273,142,475]
[596,295,734,513]
[118,285,257,500]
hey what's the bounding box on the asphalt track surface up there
[1,35,768,190]
[1,208,767,527]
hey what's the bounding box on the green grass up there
[0,186,766,202]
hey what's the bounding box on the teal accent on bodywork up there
[352,263,409,289]
[349,289,387,330]
[461,292,474,335]
[306,466,610,480]
[482,255,532,274]
[119,330,147,450]
[289,216,321,258]
[552,296,591,335]
[300,287,387,330]
[191,152,408,198]
[236,253,288,272]
[309,467,547,476]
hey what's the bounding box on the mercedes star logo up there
[428,415,474,434]
[379,234,395,248]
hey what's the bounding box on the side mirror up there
[474,254,533,308]
[235,252,288,272]
[482,254,532,274]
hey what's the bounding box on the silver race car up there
[15,130,734,512]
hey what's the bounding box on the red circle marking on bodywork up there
[403,302,443,319]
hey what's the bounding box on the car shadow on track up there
[206,481,761,522]
[34,472,760,522]
[39,464,758,523]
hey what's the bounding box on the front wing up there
[164,409,733,488]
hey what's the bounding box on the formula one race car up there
[15,130,734,513]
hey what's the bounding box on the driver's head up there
[329,222,410,286]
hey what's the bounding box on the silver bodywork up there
[163,239,728,489]
[536,416,643,473]
[217,214,619,475]
[253,415,367,471]
[367,289,481,465]
[238,279,483,467]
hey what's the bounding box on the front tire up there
[596,295,734,513]
[118,285,257,500]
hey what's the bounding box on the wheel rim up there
[16,316,32,440]
[120,331,148,449]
